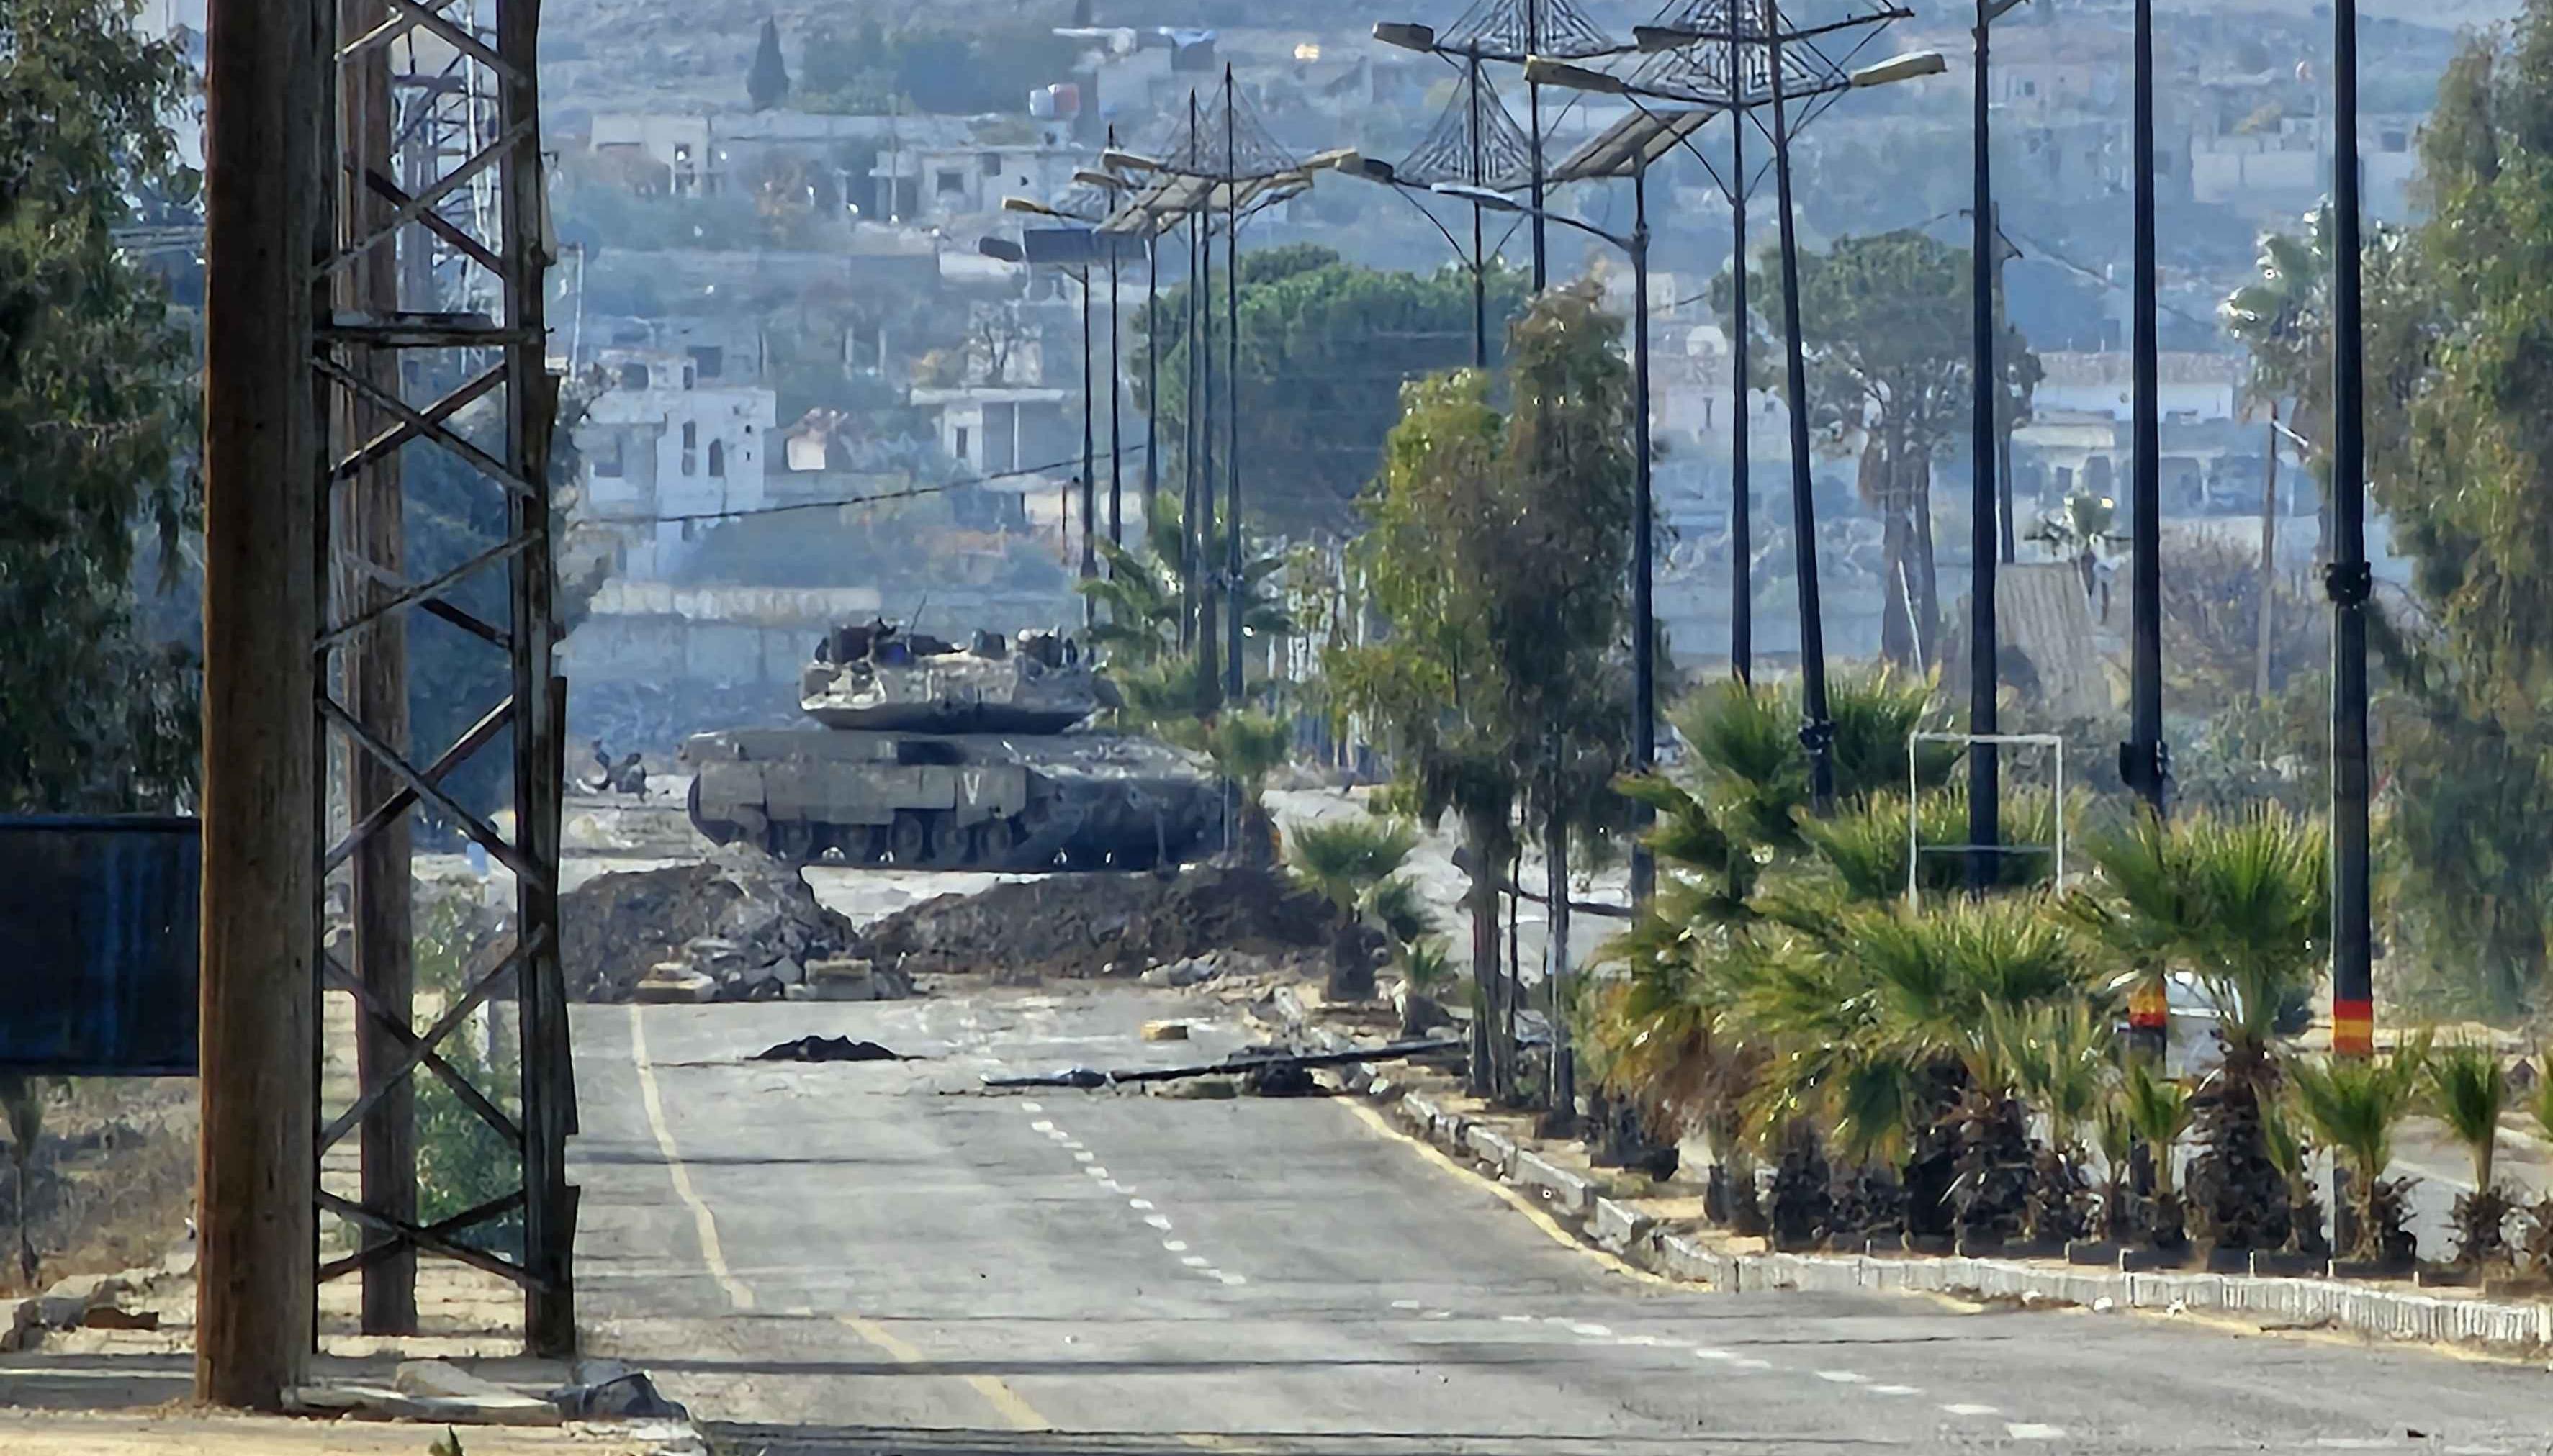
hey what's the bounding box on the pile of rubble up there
[559,844,866,1001]
[854,862,1339,981]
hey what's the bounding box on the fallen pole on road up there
[981,1036,1469,1090]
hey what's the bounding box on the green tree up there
[747,15,791,111]
[2360,5,2553,1021]
[1719,231,2037,670]
[1330,284,1636,1100]
[0,0,200,814]
[1139,250,1530,534]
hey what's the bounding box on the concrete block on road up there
[1590,1196,1654,1252]
[1511,1150,1593,1216]
[1463,1124,1518,1175]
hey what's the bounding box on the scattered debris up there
[856,863,1338,981]
[1153,1076,1238,1100]
[548,1360,690,1421]
[561,845,862,1001]
[78,1304,158,1331]
[292,1359,562,1426]
[752,1035,905,1063]
[1140,956,1225,988]
[983,1036,1464,1092]
[1140,1021,1191,1042]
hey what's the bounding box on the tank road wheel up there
[888,810,930,865]
[852,825,889,867]
[767,820,816,864]
[972,816,1017,867]
[924,811,970,869]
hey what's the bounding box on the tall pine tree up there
[747,16,791,112]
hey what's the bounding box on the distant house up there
[573,346,778,580]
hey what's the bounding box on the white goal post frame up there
[1905,731,2068,908]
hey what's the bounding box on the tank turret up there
[798,621,1107,733]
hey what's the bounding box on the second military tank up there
[681,620,1224,870]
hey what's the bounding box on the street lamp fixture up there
[1100,148,1164,173]
[1630,24,1693,53]
[1520,55,1627,94]
[1002,196,1073,219]
[976,235,1024,263]
[1429,179,1521,212]
[1848,50,1948,87]
[1372,21,1438,52]
[1299,146,1363,172]
[1326,150,1400,185]
[1073,169,1133,190]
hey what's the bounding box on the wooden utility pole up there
[200,0,322,1408]
[338,0,417,1336]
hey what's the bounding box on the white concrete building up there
[2032,351,2246,424]
[575,347,778,580]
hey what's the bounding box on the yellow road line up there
[835,1316,1053,1432]
[1338,1098,1677,1288]
[630,1004,757,1312]
[629,1005,1055,1429]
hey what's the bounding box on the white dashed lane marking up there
[1144,1214,1175,1231]
[1941,1403,2000,1417]
[2006,1424,2065,1441]
[1815,1371,1869,1385]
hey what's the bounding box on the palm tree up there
[1285,817,1418,918]
[2076,807,2325,1252]
[2428,1041,2513,1269]
[1285,816,1419,1001]
[1206,710,1292,865]
[1996,1000,2115,1244]
[2180,808,2327,1253]
[2257,1088,2330,1257]
[2290,1033,2429,1264]
[1080,492,1297,676]
[2119,1060,2194,1249]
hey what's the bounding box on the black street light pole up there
[1144,225,1158,523]
[1767,3,1835,813]
[1968,0,2000,892]
[1726,17,1752,684]
[1224,65,1246,711]
[2125,0,2166,817]
[1629,159,1656,904]
[1107,237,1124,550]
[1469,53,1491,368]
[1526,3,1547,289]
[2330,0,2374,1057]
[1079,260,1097,623]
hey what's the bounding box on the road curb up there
[1361,1057,2553,1360]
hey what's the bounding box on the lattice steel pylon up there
[1392,65,1534,190]
[1437,0,1618,60]
[316,0,574,1354]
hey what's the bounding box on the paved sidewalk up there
[0,1408,675,1455]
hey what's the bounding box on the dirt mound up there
[853,863,1339,980]
[561,845,860,1001]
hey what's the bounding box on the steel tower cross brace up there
[315,0,575,1354]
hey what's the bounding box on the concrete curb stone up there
[1512,1150,1594,1216]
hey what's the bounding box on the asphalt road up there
[568,985,2552,1456]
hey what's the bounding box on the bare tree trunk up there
[1544,805,1575,1131]
[1463,818,1502,1099]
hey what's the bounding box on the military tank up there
[681,620,1224,870]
